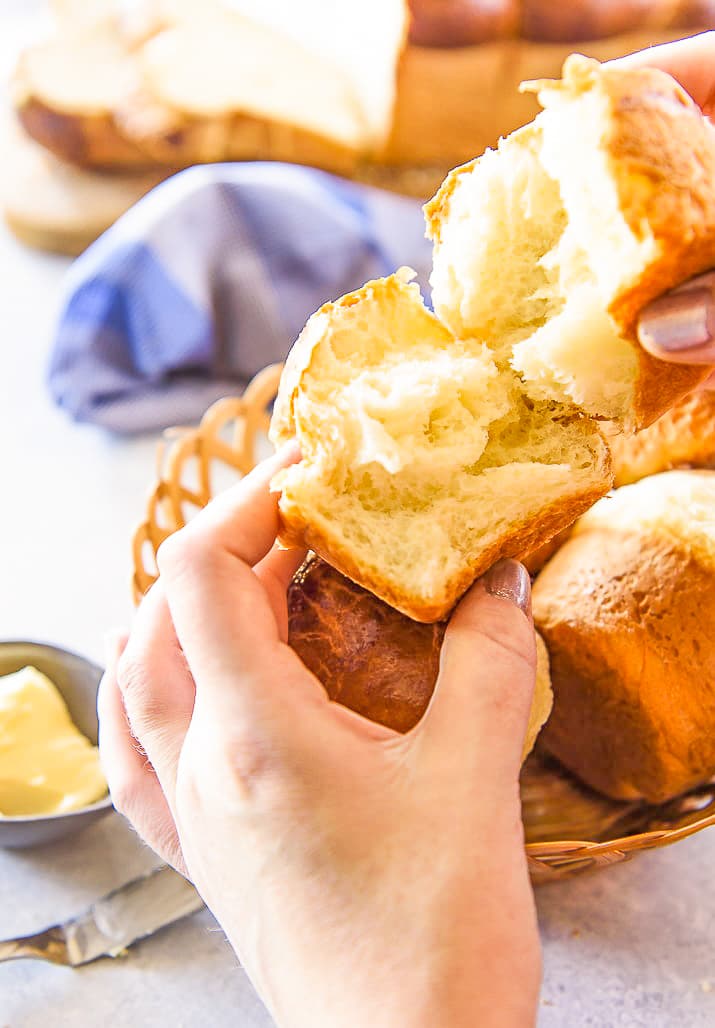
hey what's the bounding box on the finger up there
[637,271,715,364]
[173,441,301,568]
[117,582,195,806]
[253,544,308,641]
[611,32,715,117]
[415,560,536,790]
[98,633,187,875]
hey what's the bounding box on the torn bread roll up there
[426,55,714,429]
[288,555,552,759]
[533,470,715,802]
[270,59,715,621]
[270,271,611,621]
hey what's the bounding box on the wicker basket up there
[132,364,715,885]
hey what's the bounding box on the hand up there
[615,34,715,375]
[98,446,542,1028]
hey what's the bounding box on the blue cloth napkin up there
[48,162,432,434]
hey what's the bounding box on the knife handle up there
[0,926,69,965]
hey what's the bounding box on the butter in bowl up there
[0,641,112,848]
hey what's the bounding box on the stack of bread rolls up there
[280,56,715,800]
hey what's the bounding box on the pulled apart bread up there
[533,470,715,802]
[288,555,553,761]
[270,57,715,622]
[427,56,713,427]
[271,272,610,621]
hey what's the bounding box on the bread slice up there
[12,22,149,169]
[14,2,407,177]
[426,55,715,430]
[270,271,611,621]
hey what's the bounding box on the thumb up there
[416,559,536,789]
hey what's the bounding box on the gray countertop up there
[1,5,714,1025]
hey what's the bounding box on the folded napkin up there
[48,162,432,434]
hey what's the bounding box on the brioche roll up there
[427,55,715,429]
[533,470,715,802]
[271,271,611,622]
[288,555,552,759]
[608,390,715,487]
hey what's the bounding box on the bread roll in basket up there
[131,365,715,884]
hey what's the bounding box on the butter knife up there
[0,865,205,966]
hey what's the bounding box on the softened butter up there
[0,666,107,817]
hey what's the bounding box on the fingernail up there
[638,288,715,358]
[482,559,531,615]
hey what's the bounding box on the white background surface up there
[1,3,715,1026]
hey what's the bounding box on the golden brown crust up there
[12,18,366,177]
[423,158,470,244]
[550,57,714,424]
[383,39,520,169]
[407,0,519,48]
[533,512,715,802]
[16,19,715,192]
[521,0,687,42]
[288,554,552,756]
[278,467,611,622]
[16,96,151,169]
[609,389,715,486]
[16,82,362,177]
[521,527,573,575]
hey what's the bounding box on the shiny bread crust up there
[288,554,553,757]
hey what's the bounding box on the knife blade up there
[0,865,205,966]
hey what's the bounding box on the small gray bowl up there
[0,641,113,849]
